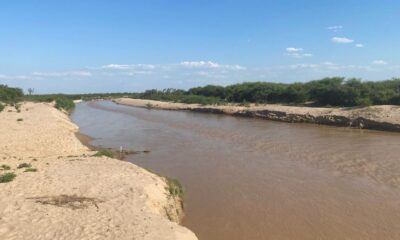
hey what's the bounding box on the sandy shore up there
[116,98,400,132]
[0,102,197,240]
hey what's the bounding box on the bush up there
[165,177,184,199]
[55,97,75,111]
[0,172,16,183]
[0,103,4,112]
[93,149,114,158]
[180,95,222,105]
[17,163,31,169]
[0,164,11,170]
[0,85,23,104]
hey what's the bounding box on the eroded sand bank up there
[116,98,400,132]
[0,102,197,240]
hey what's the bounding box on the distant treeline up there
[138,77,400,107]
[0,85,138,112]
[2,77,400,111]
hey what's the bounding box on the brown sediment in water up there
[74,132,148,160]
[74,132,93,148]
[115,98,400,132]
[0,102,197,240]
[75,100,400,240]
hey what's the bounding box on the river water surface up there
[71,101,400,240]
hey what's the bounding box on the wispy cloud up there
[371,60,387,65]
[285,47,313,58]
[2,60,398,94]
[179,61,246,70]
[355,43,365,48]
[31,71,92,77]
[332,37,354,44]
[101,64,156,70]
[286,47,303,53]
[327,25,343,32]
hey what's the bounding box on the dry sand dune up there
[0,102,197,240]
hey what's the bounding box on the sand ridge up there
[115,98,400,131]
[0,102,197,240]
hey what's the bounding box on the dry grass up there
[28,194,102,210]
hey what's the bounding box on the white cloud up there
[286,62,374,71]
[327,26,343,32]
[31,71,92,77]
[285,47,312,58]
[355,44,365,48]
[179,61,246,70]
[101,64,156,70]
[371,60,387,65]
[286,47,303,53]
[332,37,354,44]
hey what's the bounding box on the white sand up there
[0,102,197,240]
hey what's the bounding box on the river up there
[71,100,400,240]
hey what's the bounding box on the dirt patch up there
[28,194,102,210]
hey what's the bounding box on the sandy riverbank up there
[116,98,400,132]
[0,102,197,240]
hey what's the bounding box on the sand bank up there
[116,98,400,132]
[0,102,197,240]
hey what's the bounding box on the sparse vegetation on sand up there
[28,194,102,210]
[0,164,11,170]
[165,177,184,199]
[24,168,38,172]
[93,149,115,158]
[17,163,32,169]
[0,172,16,183]
[17,118,23,121]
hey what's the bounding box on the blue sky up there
[1,0,400,93]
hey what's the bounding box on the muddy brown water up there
[71,101,400,240]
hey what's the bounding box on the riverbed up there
[71,100,400,240]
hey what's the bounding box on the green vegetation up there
[55,97,75,111]
[0,164,11,170]
[17,163,31,169]
[0,172,16,183]
[139,88,224,105]
[0,103,4,112]
[135,78,400,107]
[0,85,23,104]
[24,168,38,172]
[165,177,184,199]
[93,149,114,158]
[2,78,400,108]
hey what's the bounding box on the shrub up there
[165,177,184,199]
[180,95,222,105]
[0,85,23,104]
[17,118,23,122]
[17,163,31,169]
[24,168,38,172]
[0,164,11,170]
[55,97,75,112]
[93,149,114,158]
[0,172,16,183]
[0,103,4,112]
[145,103,154,109]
